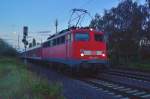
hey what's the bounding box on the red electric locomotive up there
[22,27,109,72]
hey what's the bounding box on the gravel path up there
[28,63,118,99]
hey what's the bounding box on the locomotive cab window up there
[95,34,103,42]
[75,33,89,41]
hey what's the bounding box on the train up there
[21,27,109,73]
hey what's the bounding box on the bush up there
[0,39,17,57]
[0,57,64,99]
[31,80,64,99]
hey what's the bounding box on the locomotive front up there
[71,28,108,71]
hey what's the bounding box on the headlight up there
[80,53,84,57]
[102,53,106,57]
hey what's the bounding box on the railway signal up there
[23,26,28,36]
[22,26,29,63]
[22,26,29,47]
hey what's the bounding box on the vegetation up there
[90,0,150,68]
[0,39,17,57]
[128,61,150,71]
[0,57,64,99]
[29,38,37,48]
[0,39,64,99]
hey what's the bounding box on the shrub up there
[0,39,17,57]
[0,58,64,99]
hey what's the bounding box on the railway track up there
[28,62,150,99]
[28,61,150,99]
[77,68,150,99]
[106,69,150,82]
[80,77,150,99]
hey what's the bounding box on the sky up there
[0,0,145,50]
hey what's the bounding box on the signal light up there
[23,26,28,36]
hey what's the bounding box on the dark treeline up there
[90,0,150,65]
[0,39,17,57]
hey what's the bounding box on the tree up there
[90,0,148,64]
[32,38,36,47]
[144,0,150,37]
[0,39,17,56]
[29,43,32,48]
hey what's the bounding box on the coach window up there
[43,42,46,47]
[49,41,51,47]
[57,37,61,45]
[53,39,57,46]
[75,33,89,41]
[56,38,59,45]
[42,43,45,47]
[47,41,49,47]
[95,34,103,42]
[47,42,49,47]
[58,38,61,45]
[51,40,54,46]
[43,42,48,48]
[52,39,55,46]
[60,36,65,44]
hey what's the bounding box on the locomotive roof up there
[47,26,103,40]
[23,27,104,52]
[26,45,41,52]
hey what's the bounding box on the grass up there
[127,62,150,71]
[0,57,64,99]
[112,60,150,72]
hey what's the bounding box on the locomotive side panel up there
[42,44,66,59]
[42,32,74,63]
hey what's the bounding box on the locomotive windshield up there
[75,33,89,41]
[95,34,103,42]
